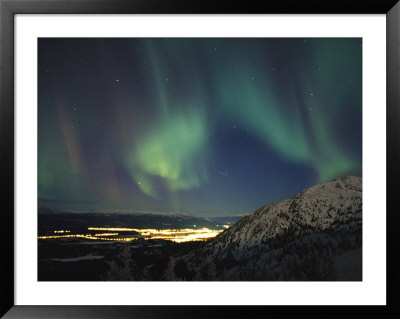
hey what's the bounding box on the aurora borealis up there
[38,38,362,216]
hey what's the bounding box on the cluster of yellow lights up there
[93,233,119,237]
[39,226,224,243]
[38,234,138,242]
[88,227,223,243]
[53,230,70,234]
[87,227,143,232]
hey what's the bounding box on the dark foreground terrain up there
[38,176,362,281]
[38,238,205,281]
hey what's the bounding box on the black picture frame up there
[1,0,399,318]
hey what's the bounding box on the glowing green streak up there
[145,41,170,114]
[127,110,208,197]
[302,39,361,182]
[124,40,212,197]
[214,50,311,163]
[219,76,311,162]
[213,39,360,183]
[307,107,355,182]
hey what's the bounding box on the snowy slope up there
[177,176,362,280]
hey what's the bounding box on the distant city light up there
[53,230,70,234]
[39,227,224,243]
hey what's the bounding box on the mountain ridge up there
[174,176,362,280]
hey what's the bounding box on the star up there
[37,38,362,223]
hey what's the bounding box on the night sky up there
[38,38,362,216]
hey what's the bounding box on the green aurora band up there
[124,38,360,198]
[38,38,362,213]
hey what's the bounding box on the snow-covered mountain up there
[175,176,362,281]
